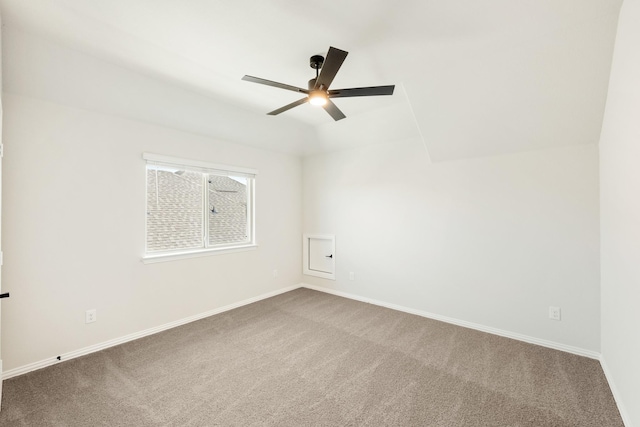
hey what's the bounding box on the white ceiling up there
[0,0,622,160]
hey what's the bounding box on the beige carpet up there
[0,288,624,426]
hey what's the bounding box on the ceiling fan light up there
[309,91,327,106]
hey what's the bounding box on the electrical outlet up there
[548,306,561,321]
[349,272,355,281]
[86,309,97,324]
[273,269,278,278]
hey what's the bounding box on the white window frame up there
[142,153,257,263]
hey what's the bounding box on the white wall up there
[0,26,304,373]
[0,8,4,394]
[303,138,600,352]
[0,93,302,371]
[599,0,640,424]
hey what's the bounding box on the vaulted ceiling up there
[0,0,622,160]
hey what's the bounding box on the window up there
[143,153,256,262]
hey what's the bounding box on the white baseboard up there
[2,284,300,380]
[600,355,632,427]
[301,283,601,360]
[2,283,604,380]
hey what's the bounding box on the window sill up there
[142,244,258,264]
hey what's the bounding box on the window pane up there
[208,175,249,245]
[146,168,203,252]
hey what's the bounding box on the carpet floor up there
[0,288,624,426]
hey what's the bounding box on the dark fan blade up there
[267,97,309,115]
[322,99,346,121]
[315,47,348,90]
[242,75,308,94]
[329,85,395,98]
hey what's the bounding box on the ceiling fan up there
[242,47,395,121]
